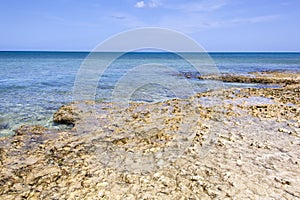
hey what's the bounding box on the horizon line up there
[1,50,300,53]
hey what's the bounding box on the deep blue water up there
[0,51,299,135]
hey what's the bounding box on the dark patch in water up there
[0,123,9,130]
[179,71,201,79]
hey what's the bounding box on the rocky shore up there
[183,70,300,86]
[0,72,299,199]
[200,71,299,85]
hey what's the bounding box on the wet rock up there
[14,125,47,136]
[53,104,80,125]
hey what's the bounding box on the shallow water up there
[0,52,299,136]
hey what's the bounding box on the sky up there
[0,0,300,52]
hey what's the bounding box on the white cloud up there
[135,1,145,8]
[134,0,161,8]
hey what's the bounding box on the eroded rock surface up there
[198,71,300,86]
[0,72,299,199]
[53,104,81,125]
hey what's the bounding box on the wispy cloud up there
[110,15,127,20]
[157,13,280,34]
[229,15,280,24]
[128,0,280,34]
[44,14,103,28]
[134,0,227,11]
[148,0,161,8]
[109,12,146,28]
[160,0,228,12]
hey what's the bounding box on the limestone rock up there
[53,104,80,125]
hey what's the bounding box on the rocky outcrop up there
[198,71,300,85]
[53,104,80,125]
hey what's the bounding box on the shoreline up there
[0,71,299,199]
[1,70,298,137]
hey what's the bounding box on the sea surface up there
[0,52,299,136]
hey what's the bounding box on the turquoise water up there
[0,52,299,135]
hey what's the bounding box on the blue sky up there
[1,0,299,51]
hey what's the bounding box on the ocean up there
[0,52,299,136]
